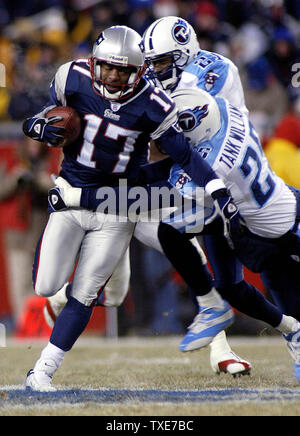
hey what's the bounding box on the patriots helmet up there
[171,88,221,146]
[143,16,200,91]
[90,26,146,100]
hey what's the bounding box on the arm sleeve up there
[80,127,225,209]
[80,157,173,209]
[155,125,221,189]
[137,157,174,185]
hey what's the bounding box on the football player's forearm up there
[80,184,174,212]
[138,157,173,184]
[156,128,225,193]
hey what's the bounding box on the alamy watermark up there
[0,63,6,88]
[93,179,209,234]
[292,63,300,88]
[0,323,6,347]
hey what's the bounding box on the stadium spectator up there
[266,27,300,88]
[264,111,300,188]
[192,0,235,55]
[0,137,61,321]
[8,42,62,120]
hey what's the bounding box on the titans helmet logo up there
[172,19,191,45]
[178,104,209,132]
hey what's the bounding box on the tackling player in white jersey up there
[141,16,252,373]
[161,87,300,380]
[142,16,300,379]
[142,17,300,380]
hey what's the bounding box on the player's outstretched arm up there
[156,126,241,246]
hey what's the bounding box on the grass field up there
[1,335,300,416]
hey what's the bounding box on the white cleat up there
[210,351,252,377]
[283,329,300,382]
[43,282,69,328]
[26,359,57,392]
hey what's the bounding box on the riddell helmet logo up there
[178,104,209,131]
[172,19,191,45]
[107,54,129,65]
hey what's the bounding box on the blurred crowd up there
[0,0,300,137]
[0,0,300,335]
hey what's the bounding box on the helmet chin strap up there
[147,51,190,92]
[93,80,135,100]
[94,81,122,100]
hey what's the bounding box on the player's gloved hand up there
[48,176,82,212]
[23,116,65,146]
[211,188,241,249]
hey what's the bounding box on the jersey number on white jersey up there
[239,123,275,208]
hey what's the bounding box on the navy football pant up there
[261,256,300,322]
[203,233,282,327]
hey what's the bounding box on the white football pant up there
[34,209,135,306]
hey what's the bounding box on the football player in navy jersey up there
[23,25,239,391]
[46,17,300,382]
[42,17,253,379]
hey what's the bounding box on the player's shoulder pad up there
[68,59,92,89]
[51,61,73,105]
[186,50,234,96]
[70,59,92,79]
[187,50,231,77]
[54,59,91,97]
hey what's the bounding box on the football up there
[46,106,81,147]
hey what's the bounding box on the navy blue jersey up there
[47,59,177,188]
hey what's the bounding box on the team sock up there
[50,296,92,352]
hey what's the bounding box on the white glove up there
[54,176,82,207]
[48,175,82,211]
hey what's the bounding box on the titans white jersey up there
[169,97,296,238]
[177,50,249,117]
